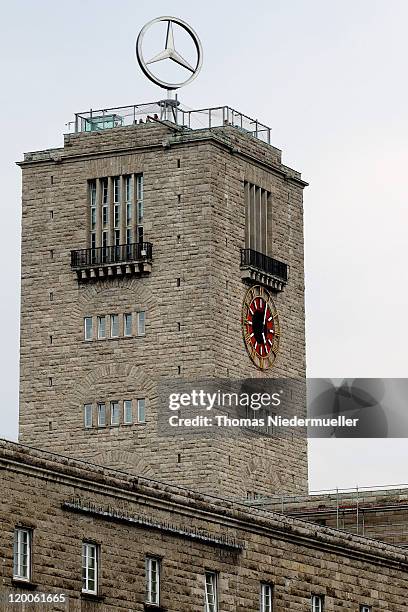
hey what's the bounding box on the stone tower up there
[18,104,308,498]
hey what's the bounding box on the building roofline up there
[1,438,406,570]
[16,123,308,188]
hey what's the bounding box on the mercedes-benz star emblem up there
[136,16,203,90]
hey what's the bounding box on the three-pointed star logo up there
[146,20,195,73]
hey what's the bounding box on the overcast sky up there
[1,0,408,492]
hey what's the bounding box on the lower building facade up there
[1,439,408,611]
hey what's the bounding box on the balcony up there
[71,242,152,282]
[240,248,288,291]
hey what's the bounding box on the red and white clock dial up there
[242,285,280,370]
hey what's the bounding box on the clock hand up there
[263,303,267,326]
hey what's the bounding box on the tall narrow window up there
[97,403,106,427]
[125,175,132,204]
[136,174,144,245]
[124,313,133,337]
[89,179,97,256]
[101,231,108,263]
[102,177,109,228]
[137,311,145,336]
[136,175,143,221]
[244,182,271,255]
[126,198,132,224]
[360,607,372,612]
[82,542,98,595]
[110,401,120,425]
[312,595,324,612]
[102,178,108,203]
[84,317,93,341]
[113,176,120,203]
[90,180,97,206]
[260,583,272,612]
[145,557,160,605]
[13,528,31,581]
[124,400,133,424]
[113,177,121,251]
[90,207,96,230]
[97,316,106,340]
[125,175,133,252]
[205,572,218,612]
[84,404,93,428]
[102,206,108,228]
[137,398,146,423]
[90,180,97,240]
[91,232,96,263]
[110,314,119,338]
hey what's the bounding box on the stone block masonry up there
[1,440,408,611]
[18,118,308,498]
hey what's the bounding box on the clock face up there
[242,285,280,370]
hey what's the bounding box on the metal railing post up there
[336,488,339,529]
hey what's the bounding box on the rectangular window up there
[312,595,324,612]
[114,229,121,247]
[84,317,93,341]
[111,401,120,426]
[136,174,144,228]
[89,180,97,206]
[136,174,143,202]
[113,176,120,203]
[125,175,132,203]
[137,398,146,423]
[126,202,132,226]
[97,316,106,340]
[82,542,98,594]
[145,557,160,605]
[137,311,145,336]
[124,400,132,424]
[124,313,133,337]
[114,203,120,228]
[102,178,108,204]
[110,314,119,338]
[84,404,93,428]
[97,403,106,427]
[205,572,218,612]
[137,200,144,224]
[13,528,31,581]
[102,232,108,264]
[91,206,96,230]
[102,206,108,228]
[126,228,132,245]
[260,583,272,612]
[360,607,372,612]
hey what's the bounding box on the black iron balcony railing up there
[240,248,288,283]
[71,242,152,269]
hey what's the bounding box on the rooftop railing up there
[71,102,271,145]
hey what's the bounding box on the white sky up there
[1,0,408,492]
